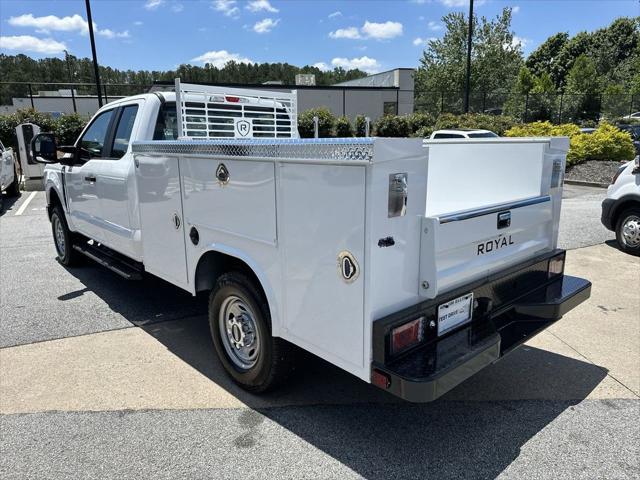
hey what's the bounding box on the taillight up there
[390,317,425,355]
[225,96,240,103]
[548,253,565,279]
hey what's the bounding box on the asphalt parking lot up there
[1,186,638,479]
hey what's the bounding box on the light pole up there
[463,0,474,113]
[85,0,103,107]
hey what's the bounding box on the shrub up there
[413,125,434,138]
[374,115,410,137]
[505,121,635,164]
[0,108,57,150]
[297,107,336,138]
[54,113,88,145]
[406,112,436,135]
[335,116,354,137]
[354,115,369,137]
[434,112,519,136]
[568,123,635,163]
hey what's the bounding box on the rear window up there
[153,102,178,140]
[433,133,464,139]
[467,132,498,138]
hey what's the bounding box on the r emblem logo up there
[236,120,251,137]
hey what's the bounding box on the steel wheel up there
[52,214,66,257]
[620,215,640,248]
[218,295,261,370]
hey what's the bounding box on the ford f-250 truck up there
[31,80,591,401]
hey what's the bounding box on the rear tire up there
[209,271,294,392]
[615,207,640,256]
[5,163,20,197]
[51,205,83,266]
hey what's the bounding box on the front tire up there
[615,207,640,256]
[209,271,294,392]
[51,205,83,266]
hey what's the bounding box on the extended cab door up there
[66,108,115,243]
[98,102,142,260]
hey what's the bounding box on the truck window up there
[111,105,139,158]
[467,132,498,138]
[153,102,178,140]
[433,133,464,139]
[79,109,114,158]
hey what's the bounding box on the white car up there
[430,129,498,139]
[0,140,20,210]
[622,112,640,120]
[601,156,640,255]
[30,80,591,402]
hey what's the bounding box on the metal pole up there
[28,83,34,108]
[64,50,77,113]
[104,84,108,103]
[463,0,474,113]
[313,116,319,138]
[558,93,563,124]
[85,0,103,107]
[365,117,371,137]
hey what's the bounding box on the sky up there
[0,0,637,74]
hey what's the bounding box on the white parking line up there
[14,191,37,216]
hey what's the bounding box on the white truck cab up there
[31,80,591,402]
[601,156,640,255]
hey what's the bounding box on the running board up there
[72,243,143,280]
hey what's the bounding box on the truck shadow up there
[66,267,609,480]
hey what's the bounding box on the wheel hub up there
[219,296,260,370]
[622,215,640,247]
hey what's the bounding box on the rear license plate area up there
[437,293,474,336]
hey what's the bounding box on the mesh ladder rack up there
[175,78,298,140]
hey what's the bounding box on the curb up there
[564,179,609,189]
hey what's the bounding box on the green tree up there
[564,54,602,122]
[414,7,523,114]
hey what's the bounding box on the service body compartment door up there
[280,163,366,370]
[135,153,188,288]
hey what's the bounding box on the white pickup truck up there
[31,81,591,402]
[0,140,20,208]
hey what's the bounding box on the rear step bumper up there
[371,253,591,402]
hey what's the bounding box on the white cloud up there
[428,21,443,31]
[172,3,184,12]
[134,21,144,26]
[328,11,342,18]
[98,29,130,39]
[144,0,164,10]
[0,35,66,54]
[313,62,330,71]
[190,49,253,67]
[331,56,380,74]
[329,20,403,41]
[329,27,361,39]
[413,36,437,46]
[9,13,129,39]
[512,5,520,13]
[246,0,278,13]
[361,21,403,40]
[212,0,240,17]
[439,0,486,7]
[511,35,529,49]
[253,18,279,33]
[9,13,88,34]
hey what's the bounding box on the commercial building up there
[1,68,415,120]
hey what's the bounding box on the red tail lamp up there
[390,317,425,355]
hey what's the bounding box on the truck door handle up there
[84,175,97,182]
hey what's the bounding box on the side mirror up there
[31,133,58,164]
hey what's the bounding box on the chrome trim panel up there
[438,195,551,224]
[132,138,374,162]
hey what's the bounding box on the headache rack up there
[175,78,298,140]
